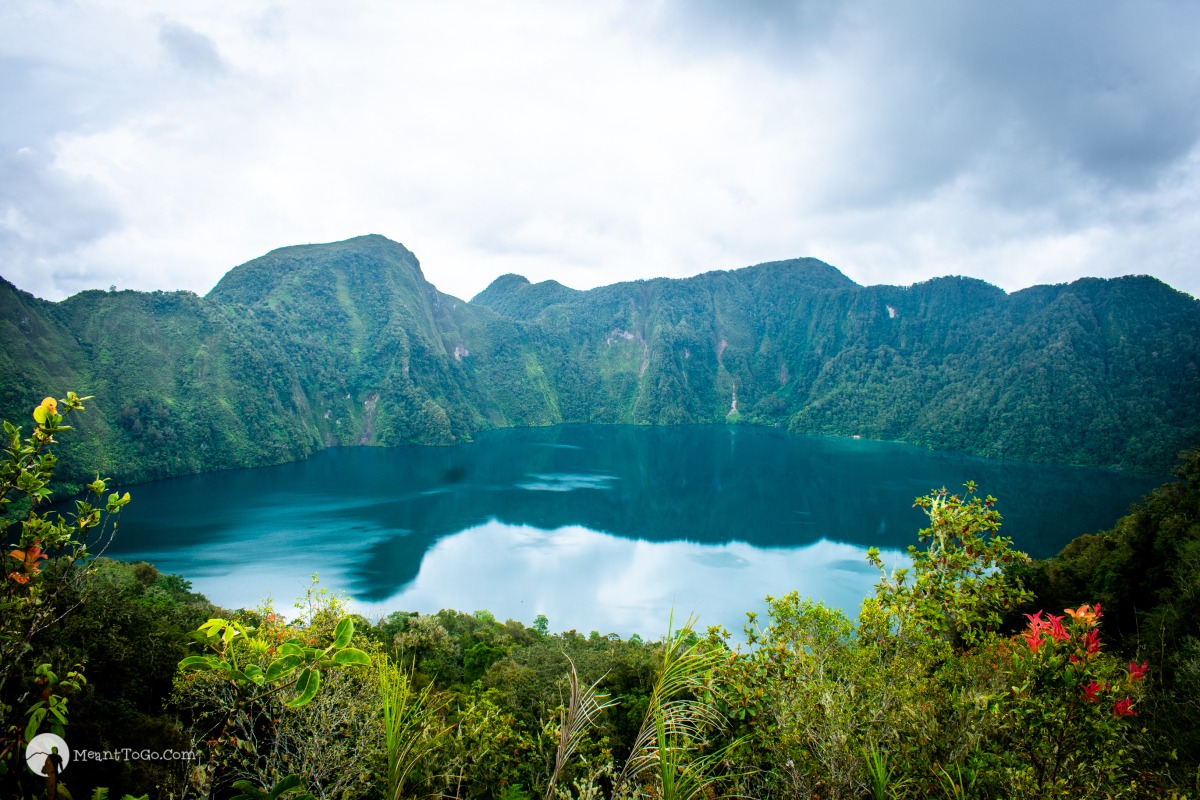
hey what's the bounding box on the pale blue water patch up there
[118,520,907,634]
[367,521,909,636]
[516,473,620,492]
[112,494,401,582]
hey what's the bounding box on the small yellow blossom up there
[32,397,58,425]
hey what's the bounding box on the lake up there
[104,425,1166,637]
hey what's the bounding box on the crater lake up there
[104,425,1166,636]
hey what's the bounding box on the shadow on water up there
[106,425,1167,634]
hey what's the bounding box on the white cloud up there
[0,0,1197,302]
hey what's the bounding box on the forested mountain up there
[475,256,1200,471]
[1,234,1197,485]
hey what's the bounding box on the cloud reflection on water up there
[178,520,908,637]
[382,522,909,636]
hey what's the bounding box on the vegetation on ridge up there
[2,235,1198,489]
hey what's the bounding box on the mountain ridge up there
[1,234,1197,486]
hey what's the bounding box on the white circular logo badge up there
[25,733,69,775]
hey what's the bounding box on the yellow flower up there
[32,397,58,425]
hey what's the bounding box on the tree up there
[864,482,1032,650]
[1,393,129,794]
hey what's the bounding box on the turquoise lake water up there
[105,425,1166,636]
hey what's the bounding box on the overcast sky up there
[2,0,1198,303]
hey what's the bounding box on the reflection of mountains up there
[344,425,1162,600]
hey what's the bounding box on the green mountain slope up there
[0,236,564,485]
[1,235,1197,484]
[474,262,1200,470]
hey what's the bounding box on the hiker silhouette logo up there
[25,733,69,776]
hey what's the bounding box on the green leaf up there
[268,774,305,800]
[179,655,213,671]
[24,706,47,741]
[230,780,269,800]
[285,667,321,708]
[332,616,354,649]
[243,664,265,685]
[278,641,304,657]
[265,654,303,682]
[332,647,371,666]
[105,491,131,512]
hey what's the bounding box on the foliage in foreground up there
[4,394,1200,799]
[1,394,131,796]
[163,485,1164,799]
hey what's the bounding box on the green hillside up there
[474,260,1200,470]
[1,234,1197,485]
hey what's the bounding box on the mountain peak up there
[472,273,581,315]
[731,257,858,290]
[207,235,425,305]
[478,273,531,294]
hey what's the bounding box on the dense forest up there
[1,235,1198,490]
[3,396,1200,799]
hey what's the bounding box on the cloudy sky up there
[2,0,1198,303]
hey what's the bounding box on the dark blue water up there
[105,425,1166,636]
